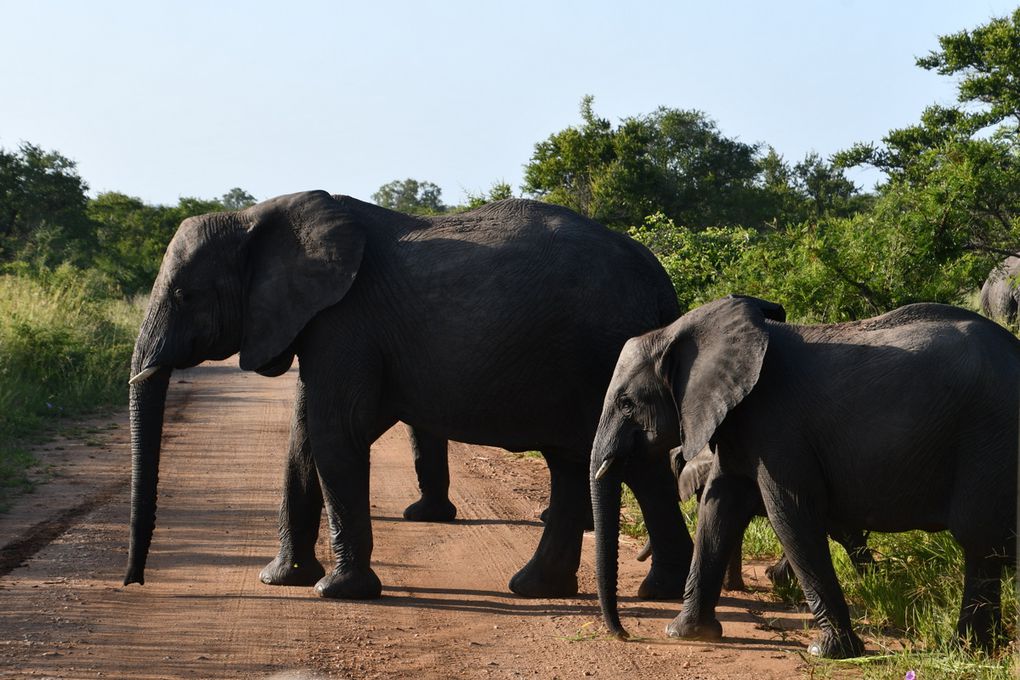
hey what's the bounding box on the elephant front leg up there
[402,425,457,522]
[508,453,585,598]
[310,429,382,600]
[260,380,326,587]
[667,473,759,640]
[626,452,694,600]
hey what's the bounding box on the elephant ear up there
[239,190,366,372]
[660,296,772,462]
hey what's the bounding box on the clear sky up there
[1,1,1016,207]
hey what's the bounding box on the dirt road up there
[0,359,817,679]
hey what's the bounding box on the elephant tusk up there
[594,458,614,481]
[128,365,161,385]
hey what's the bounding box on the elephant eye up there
[618,396,635,416]
[173,287,191,305]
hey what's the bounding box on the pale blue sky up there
[1,1,1015,206]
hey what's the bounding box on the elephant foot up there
[402,496,457,522]
[807,630,865,659]
[722,572,746,592]
[508,563,578,598]
[637,562,687,600]
[314,567,382,600]
[666,614,722,641]
[259,554,325,587]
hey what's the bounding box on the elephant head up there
[980,255,1020,326]
[124,190,366,586]
[590,295,781,637]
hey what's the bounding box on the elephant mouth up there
[255,349,295,377]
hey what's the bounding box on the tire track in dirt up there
[0,359,817,679]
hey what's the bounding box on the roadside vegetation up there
[0,8,1016,675]
[0,267,144,509]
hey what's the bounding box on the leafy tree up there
[372,178,446,215]
[630,213,754,311]
[834,10,1020,262]
[88,193,225,293]
[0,143,94,266]
[221,187,256,210]
[523,97,768,230]
[464,181,515,209]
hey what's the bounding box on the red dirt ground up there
[0,359,826,679]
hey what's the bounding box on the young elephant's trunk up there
[124,361,171,585]
[591,457,627,638]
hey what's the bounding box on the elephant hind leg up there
[508,451,585,598]
[956,543,1009,650]
[402,425,457,522]
[753,485,863,658]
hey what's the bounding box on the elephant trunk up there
[124,353,171,586]
[591,440,627,638]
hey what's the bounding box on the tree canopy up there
[371,178,446,215]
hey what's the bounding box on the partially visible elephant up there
[980,255,1020,326]
[636,446,873,592]
[125,190,693,601]
[591,295,1018,658]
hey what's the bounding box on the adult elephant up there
[591,295,1018,658]
[124,190,692,601]
[979,255,1020,326]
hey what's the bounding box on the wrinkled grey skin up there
[980,255,1020,327]
[125,190,693,601]
[637,447,873,592]
[591,295,1018,658]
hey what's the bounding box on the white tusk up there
[594,458,614,481]
[128,365,161,385]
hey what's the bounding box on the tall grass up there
[0,265,144,509]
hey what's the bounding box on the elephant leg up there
[757,486,863,658]
[667,473,759,640]
[508,452,586,598]
[402,425,457,522]
[626,452,693,600]
[308,427,383,599]
[723,531,746,591]
[765,553,796,588]
[832,528,873,574]
[957,544,1006,650]
[260,378,326,587]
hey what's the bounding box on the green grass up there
[620,488,1017,677]
[0,265,144,511]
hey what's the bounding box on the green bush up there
[0,265,143,508]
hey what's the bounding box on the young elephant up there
[591,295,1018,658]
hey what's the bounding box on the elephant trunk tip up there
[123,566,145,586]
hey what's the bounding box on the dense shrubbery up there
[0,266,145,507]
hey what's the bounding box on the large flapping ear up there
[659,296,772,462]
[239,190,366,372]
